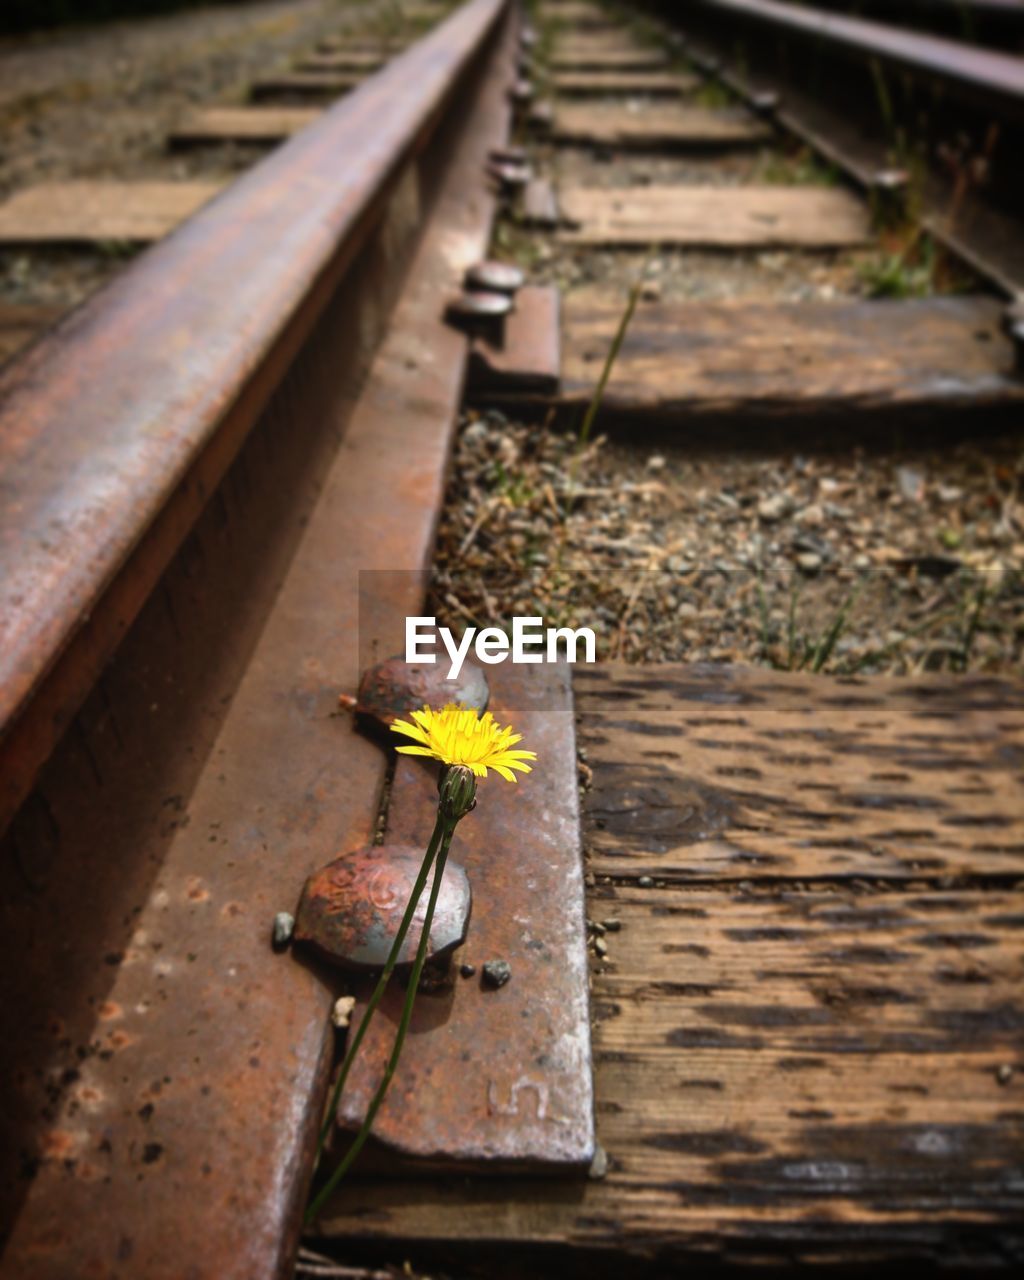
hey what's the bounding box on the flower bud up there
[438,764,477,822]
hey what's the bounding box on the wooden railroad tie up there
[321,664,1024,1262]
[552,103,771,149]
[557,185,870,248]
[0,180,225,246]
[168,106,322,147]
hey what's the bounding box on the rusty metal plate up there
[520,176,561,227]
[329,660,595,1174]
[294,846,471,969]
[466,284,560,396]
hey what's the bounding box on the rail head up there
[0,0,510,835]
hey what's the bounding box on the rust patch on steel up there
[356,656,489,738]
[328,661,595,1175]
[0,0,511,841]
[0,1,516,1276]
[294,845,471,970]
[466,284,561,396]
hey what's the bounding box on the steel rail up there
[663,9,1024,294]
[0,2,515,1276]
[689,0,1024,117]
[0,0,507,841]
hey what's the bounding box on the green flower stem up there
[305,815,457,1225]
[312,808,445,1165]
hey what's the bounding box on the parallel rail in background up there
[687,0,1024,117]
[659,0,1024,295]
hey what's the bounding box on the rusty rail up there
[0,0,506,840]
[0,0,515,1275]
[688,0,1024,117]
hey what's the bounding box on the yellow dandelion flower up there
[390,703,537,782]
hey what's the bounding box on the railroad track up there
[1,0,1023,1276]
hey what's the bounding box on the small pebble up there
[460,963,477,979]
[271,912,294,949]
[589,920,607,936]
[996,1064,1013,1086]
[588,1144,609,1179]
[796,551,822,573]
[602,919,622,932]
[331,996,356,1029]
[637,875,654,888]
[482,959,512,989]
[594,937,608,958]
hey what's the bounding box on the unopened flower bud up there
[438,764,476,822]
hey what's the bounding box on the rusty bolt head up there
[871,169,909,226]
[447,289,513,316]
[445,290,512,344]
[873,168,909,194]
[489,145,528,167]
[750,90,780,116]
[487,159,532,191]
[293,844,472,970]
[355,654,489,739]
[465,260,525,295]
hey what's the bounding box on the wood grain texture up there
[553,103,771,148]
[552,71,701,96]
[0,181,224,245]
[558,293,1024,418]
[319,665,1024,1266]
[558,184,869,248]
[577,664,1024,882]
[321,895,1024,1262]
[167,106,321,146]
